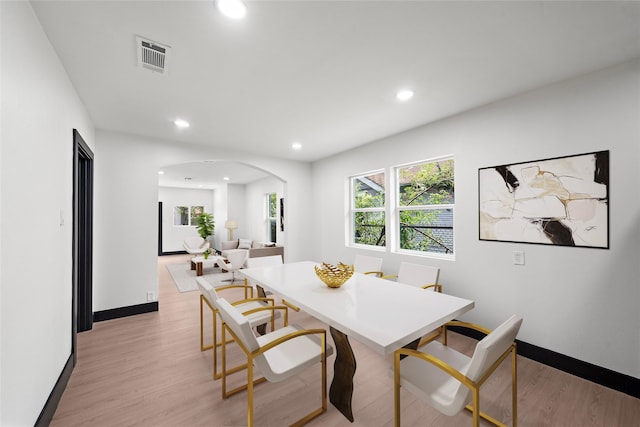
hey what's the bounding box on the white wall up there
[94,130,312,313]
[0,2,94,425]
[227,184,246,241]
[158,187,214,252]
[245,176,286,246]
[311,60,640,378]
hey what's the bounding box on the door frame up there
[73,129,94,361]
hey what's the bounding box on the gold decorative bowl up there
[314,262,354,288]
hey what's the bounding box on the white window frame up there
[173,205,204,227]
[349,170,386,249]
[393,156,455,260]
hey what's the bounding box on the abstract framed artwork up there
[479,150,609,248]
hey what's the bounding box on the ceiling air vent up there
[136,36,171,75]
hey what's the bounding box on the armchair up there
[218,249,248,283]
[217,297,333,426]
[393,315,523,427]
[383,261,441,292]
[197,277,286,380]
[183,236,210,255]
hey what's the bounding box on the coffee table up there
[190,256,219,276]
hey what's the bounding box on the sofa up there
[219,239,284,260]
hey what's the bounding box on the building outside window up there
[396,157,454,256]
[351,171,385,247]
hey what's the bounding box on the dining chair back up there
[245,254,293,309]
[196,277,283,380]
[396,261,440,291]
[216,298,332,426]
[394,315,523,427]
[354,254,384,277]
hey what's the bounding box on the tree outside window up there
[351,171,385,247]
[397,158,454,255]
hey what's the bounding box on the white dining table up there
[239,261,474,422]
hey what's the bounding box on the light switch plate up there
[513,251,525,265]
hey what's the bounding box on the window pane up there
[268,193,277,218]
[190,206,204,225]
[354,173,385,208]
[399,159,454,206]
[354,211,385,246]
[174,206,189,226]
[269,219,276,243]
[399,209,453,254]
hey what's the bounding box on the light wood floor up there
[51,254,640,426]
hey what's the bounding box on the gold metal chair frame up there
[394,321,518,427]
[200,283,289,380]
[363,270,384,277]
[221,313,328,427]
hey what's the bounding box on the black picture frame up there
[280,197,284,231]
[478,150,609,249]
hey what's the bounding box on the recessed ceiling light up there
[291,142,302,150]
[158,171,165,175]
[396,89,414,101]
[223,176,230,181]
[216,0,247,20]
[174,118,190,128]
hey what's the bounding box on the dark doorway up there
[73,129,94,362]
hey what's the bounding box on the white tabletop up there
[240,261,474,355]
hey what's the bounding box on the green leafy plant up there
[196,212,215,241]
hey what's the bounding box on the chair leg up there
[247,356,254,427]
[200,296,213,352]
[472,388,480,427]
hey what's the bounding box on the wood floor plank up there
[50,254,640,426]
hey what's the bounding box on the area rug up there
[166,262,235,293]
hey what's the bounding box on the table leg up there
[196,262,203,276]
[329,327,356,422]
[256,286,267,335]
[190,260,196,270]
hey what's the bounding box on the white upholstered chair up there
[183,236,210,256]
[197,277,286,380]
[384,261,443,345]
[218,249,249,283]
[353,254,384,277]
[217,297,333,426]
[393,315,523,427]
[385,261,441,292]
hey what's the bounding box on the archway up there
[157,160,286,255]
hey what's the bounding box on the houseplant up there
[196,212,215,249]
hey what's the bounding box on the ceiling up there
[158,160,272,188]
[32,1,640,171]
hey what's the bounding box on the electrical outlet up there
[512,251,525,265]
[146,291,155,301]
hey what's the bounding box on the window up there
[173,205,204,227]
[351,171,385,247]
[396,158,454,255]
[267,193,277,242]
